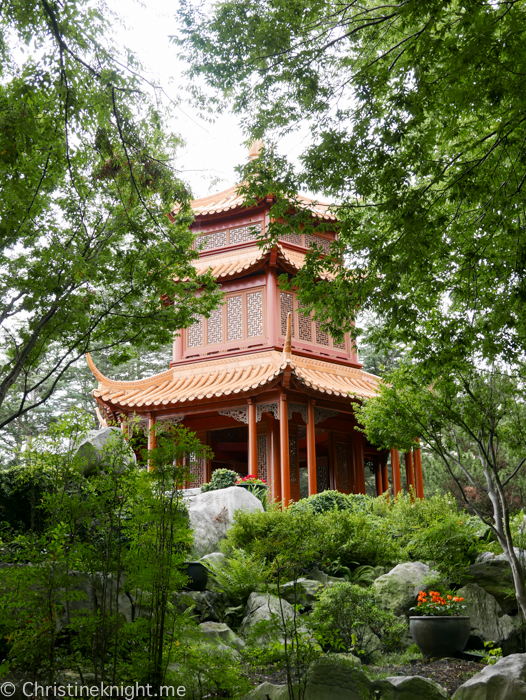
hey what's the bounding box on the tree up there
[0,0,221,430]
[356,360,526,619]
[177,0,526,364]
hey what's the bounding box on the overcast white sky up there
[112,0,311,199]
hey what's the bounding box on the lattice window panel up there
[247,291,263,337]
[230,223,261,245]
[280,231,303,246]
[188,314,203,347]
[298,307,312,342]
[305,234,331,254]
[207,307,223,345]
[280,292,294,337]
[333,336,346,350]
[316,459,329,493]
[315,321,329,346]
[197,230,227,251]
[289,435,299,483]
[188,457,205,487]
[335,442,351,491]
[257,434,268,482]
[227,295,243,341]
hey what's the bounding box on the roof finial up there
[248,139,264,161]
[283,312,292,361]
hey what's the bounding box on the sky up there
[113,0,311,199]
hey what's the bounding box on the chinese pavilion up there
[87,145,424,503]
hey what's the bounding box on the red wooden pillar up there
[381,452,389,501]
[391,448,402,496]
[248,399,258,477]
[147,413,156,472]
[173,332,183,362]
[306,398,317,496]
[413,446,425,499]
[266,265,278,348]
[405,451,415,497]
[353,430,366,494]
[280,390,291,506]
[374,461,382,497]
[269,414,281,503]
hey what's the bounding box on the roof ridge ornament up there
[283,312,292,362]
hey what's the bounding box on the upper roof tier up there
[172,184,337,222]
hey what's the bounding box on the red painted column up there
[353,430,366,494]
[280,390,291,506]
[269,414,281,503]
[405,451,415,497]
[266,265,278,348]
[147,413,156,472]
[248,399,258,477]
[413,446,425,499]
[307,398,317,496]
[173,331,183,362]
[391,448,402,496]
[381,453,389,501]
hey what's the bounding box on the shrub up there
[310,582,406,661]
[293,491,374,515]
[200,468,238,492]
[205,548,269,608]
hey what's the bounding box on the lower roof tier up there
[87,350,380,414]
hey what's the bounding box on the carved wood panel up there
[257,433,268,482]
[247,291,263,337]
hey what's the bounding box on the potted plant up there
[409,590,470,659]
[235,474,268,500]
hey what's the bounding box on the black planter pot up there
[236,483,268,499]
[183,561,208,592]
[409,616,471,659]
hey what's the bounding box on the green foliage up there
[311,582,406,662]
[205,548,269,609]
[224,504,401,574]
[0,0,222,431]
[293,490,373,515]
[482,641,503,666]
[200,468,238,492]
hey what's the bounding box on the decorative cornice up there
[256,402,279,422]
[218,407,249,424]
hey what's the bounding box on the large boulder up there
[279,578,324,608]
[373,676,449,700]
[456,583,522,655]
[304,655,372,700]
[187,486,263,558]
[177,590,227,623]
[452,652,526,699]
[198,621,245,650]
[73,427,136,476]
[373,562,438,616]
[462,550,526,614]
[240,592,296,642]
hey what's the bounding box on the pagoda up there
[87,144,424,503]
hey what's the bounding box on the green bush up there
[293,491,373,515]
[205,548,269,608]
[200,468,238,492]
[310,582,406,661]
[386,493,483,581]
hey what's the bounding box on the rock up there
[241,682,290,700]
[186,486,263,558]
[373,562,438,616]
[373,675,448,699]
[240,592,296,642]
[463,551,525,614]
[198,621,245,650]
[304,568,342,586]
[178,590,227,622]
[73,427,136,476]
[304,654,372,700]
[279,578,324,608]
[456,583,522,655]
[452,652,526,699]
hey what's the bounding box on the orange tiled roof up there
[173,185,337,221]
[191,244,334,280]
[87,351,379,412]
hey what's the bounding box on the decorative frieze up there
[218,407,249,424]
[288,402,308,423]
[314,407,339,424]
[256,402,279,422]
